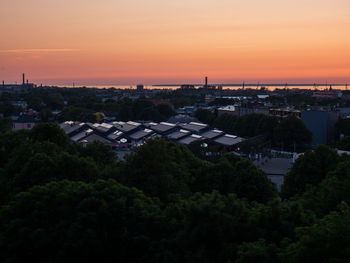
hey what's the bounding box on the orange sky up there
[1,0,349,85]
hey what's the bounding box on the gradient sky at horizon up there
[1,0,349,85]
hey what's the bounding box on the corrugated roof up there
[200,129,224,139]
[214,134,244,146]
[179,122,208,132]
[70,129,94,142]
[166,129,191,140]
[150,122,177,133]
[81,133,113,144]
[129,129,154,140]
[107,130,124,140]
[60,122,86,135]
[112,121,141,133]
[178,134,203,145]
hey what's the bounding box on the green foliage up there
[29,123,69,147]
[26,95,44,110]
[118,139,201,201]
[282,204,350,263]
[298,159,350,216]
[157,104,175,119]
[0,113,348,263]
[0,100,21,116]
[282,145,340,199]
[0,118,12,133]
[273,116,312,152]
[39,108,53,121]
[0,180,165,263]
[235,239,278,263]
[165,191,252,262]
[59,106,97,122]
[337,136,350,151]
[335,118,350,137]
[213,113,278,139]
[0,130,30,166]
[45,93,65,109]
[195,109,216,125]
[192,155,277,203]
[77,141,116,166]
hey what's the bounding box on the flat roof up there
[178,134,203,145]
[60,122,86,135]
[214,134,244,146]
[200,129,224,139]
[166,129,191,140]
[107,130,124,140]
[218,105,236,112]
[150,122,177,133]
[82,133,113,144]
[179,122,208,133]
[70,129,94,142]
[129,129,154,140]
[112,121,141,133]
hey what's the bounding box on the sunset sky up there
[1,0,349,85]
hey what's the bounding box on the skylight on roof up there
[225,134,237,138]
[127,121,141,126]
[189,122,207,127]
[100,123,113,128]
[160,122,176,127]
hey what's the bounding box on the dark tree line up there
[195,109,312,152]
[0,123,349,262]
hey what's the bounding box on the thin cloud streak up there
[0,49,77,54]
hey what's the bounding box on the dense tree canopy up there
[282,145,340,199]
[0,121,349,263]
[273,116,312,152]
[282,204,350,263]
[0,180,165,263]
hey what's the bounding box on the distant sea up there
[58,84,349,91]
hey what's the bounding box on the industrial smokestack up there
[22,73,25,85]
[205,76,208,88]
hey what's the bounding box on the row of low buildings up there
[60,121,245,150]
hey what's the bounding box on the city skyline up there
[1,0,350,85]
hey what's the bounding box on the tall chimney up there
[205,76,208,88]
[22,73,25,85]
